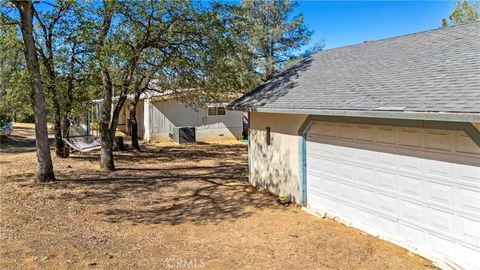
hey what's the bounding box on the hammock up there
[63,136,101,152]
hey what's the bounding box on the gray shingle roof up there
[229,22,480,122]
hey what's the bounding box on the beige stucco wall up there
[249,112,307,202]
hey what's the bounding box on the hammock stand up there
[62,120,101,152]
[63,135,101,152]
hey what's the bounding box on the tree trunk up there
[61,42,77,158]
[99,125,114,170]
[265,40,275,81]
[265,64,275,81]
[34,5,66,158]
[99,69,115,171]
[129,93,141,151]
[49,85,66,157]
[96,0,115,171]
[62,115,70,157]
[14,0,55,182]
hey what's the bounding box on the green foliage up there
[0,114,12,127]
[241,0,312,80]
[1,0,313,121]
[442,0,479,27]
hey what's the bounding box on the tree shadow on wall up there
[249,133,296,201]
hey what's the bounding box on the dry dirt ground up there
[0,124,435,269]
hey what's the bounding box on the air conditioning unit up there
[172,127,196,144]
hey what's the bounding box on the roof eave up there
[226,107,480,122]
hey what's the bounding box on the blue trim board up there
[297,117,315,206]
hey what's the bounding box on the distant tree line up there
[442,0,479,27]
[0,0,316,182]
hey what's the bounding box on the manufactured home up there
[92,91,245,143]
[229,22,480,269]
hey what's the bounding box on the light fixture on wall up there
[266,127,271,145]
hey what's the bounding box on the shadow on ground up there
[10,144,276,226]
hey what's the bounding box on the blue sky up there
[296,1,457,50]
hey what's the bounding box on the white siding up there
[146,99,243,142]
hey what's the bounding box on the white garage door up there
[306,121,480,270]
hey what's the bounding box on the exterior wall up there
[249,112,307,202]
[196,111,244,142]
[146,99,243,142]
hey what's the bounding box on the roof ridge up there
[311,20,480,57]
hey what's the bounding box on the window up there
[208,107,226,116]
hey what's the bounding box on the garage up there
[229,23,480,269]
[305,120,480,269]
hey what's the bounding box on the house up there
[228,22,480,269]
[92,91,245,143]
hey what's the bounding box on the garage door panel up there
[457,244,480,270]
[306,155,324,173]
[357,208,376,229]
[306,121,480,269]
[400,200,424,223]
[455,164,480,185]
[399,175,423,198]
[338,162,355,181]
[317,122,337,137]
[425,181,453,205]
[425,159,453,179]
[321,197,339,216]
[375,126,396,145]
[397,155,423,174]
[320,158,337,177]
[308,175,341,199]
[376,151,396,168]
[377,193,398,215]
[398,128,423,148]
[357,187,375,207]
[338,124,355,140]
[357,166,376,187]
[425,129,455,152]
[457,187,480,213]
[426,233,456,261]
[377,215,399,238]
[356,148,375,163]
[356,125,374,142]
[338,202,356,223]
[338,182,356,201]
[376,170,397,191]
[400,223,426,248]
[427,207,455,234]
[457,215,480,242]
[307,172,330,195]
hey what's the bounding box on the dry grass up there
[0,125,435,269]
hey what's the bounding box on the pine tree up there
[241,0,312,81]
